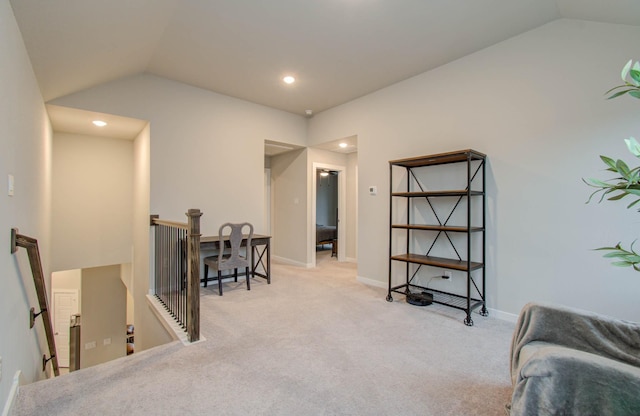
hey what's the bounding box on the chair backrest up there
[218,222,253,270]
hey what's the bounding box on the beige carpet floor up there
[14,249,515,415]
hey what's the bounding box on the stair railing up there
[150,209,202,342]
[10,228,59,376]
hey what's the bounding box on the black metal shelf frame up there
[387,149,488,326]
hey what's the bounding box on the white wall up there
[131,124,172,351]
[51,74,307,237]
[51,133,133,271]
[271,149,309,266]
[80,265,127,369]
[0,0,53,408]
[308,19,640,321]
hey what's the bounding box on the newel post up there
[186,208,202,342]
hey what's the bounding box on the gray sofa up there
[508,302,640,415]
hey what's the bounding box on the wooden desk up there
[200,234,271,286]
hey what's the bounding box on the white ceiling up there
[11,0,640,118]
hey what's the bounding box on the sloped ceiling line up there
[9,0,640,115]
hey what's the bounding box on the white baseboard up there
[356,275,386,288]
[356,275,519,323]
[487,308,518,323]
[271,255,312,268]
[2,371,21,416]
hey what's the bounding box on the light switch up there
[369,186,377,195]
[85,341,96,350]
[8,174,14,197]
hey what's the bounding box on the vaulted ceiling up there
[10,0,640,116]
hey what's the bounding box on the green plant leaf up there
[607,89,636,100]
[611,261,632,267]
[585,188,606,204]
[608,192,627,201]
[629,90,640,99]
[605,84,631,93]
[616,159,631,178]
[621,59,633,81]
[600,155,617,169]
[584,178,614,188]
[595,246,621,251]
[625,138,640,157]
[630,69,640,86]
[627,199,640,209]
[595,241,640,270]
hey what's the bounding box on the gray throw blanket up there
[509,302,640,415]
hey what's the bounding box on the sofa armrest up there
[510,302,640,384]
[510,342,640,416]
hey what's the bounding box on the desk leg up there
[248,241,271,283]
[266,240,271,284]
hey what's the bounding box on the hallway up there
[14,257,514,415]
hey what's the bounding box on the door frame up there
[264,168,272,236]
[52,288,79,368]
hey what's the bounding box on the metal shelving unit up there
[387,149,488,326]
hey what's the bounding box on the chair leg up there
[234,268,238,282]
[246,266,250,290]
[218,270,223,296]
[203,264,208,287]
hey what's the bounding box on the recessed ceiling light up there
[92,120,107,127]
[339,143,348,148]
[283,76,295,84]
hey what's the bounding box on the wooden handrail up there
[11,228,59,376]
[151,215,189,230]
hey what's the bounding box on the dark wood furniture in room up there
[387,149,487,326]
[200,233,271,287]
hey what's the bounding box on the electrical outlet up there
[103,338,111,346]
[443,270,452,280]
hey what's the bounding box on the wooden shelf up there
[388,149,487,325]
[391,224,484,233]
[389,149,486,168]
[390,253,484,272]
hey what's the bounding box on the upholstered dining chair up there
[203,222,253,296]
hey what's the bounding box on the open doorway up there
[51,264,129,373]
[315,169,338,260]
[312,162,346,267]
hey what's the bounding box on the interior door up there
[53,290,79,368]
